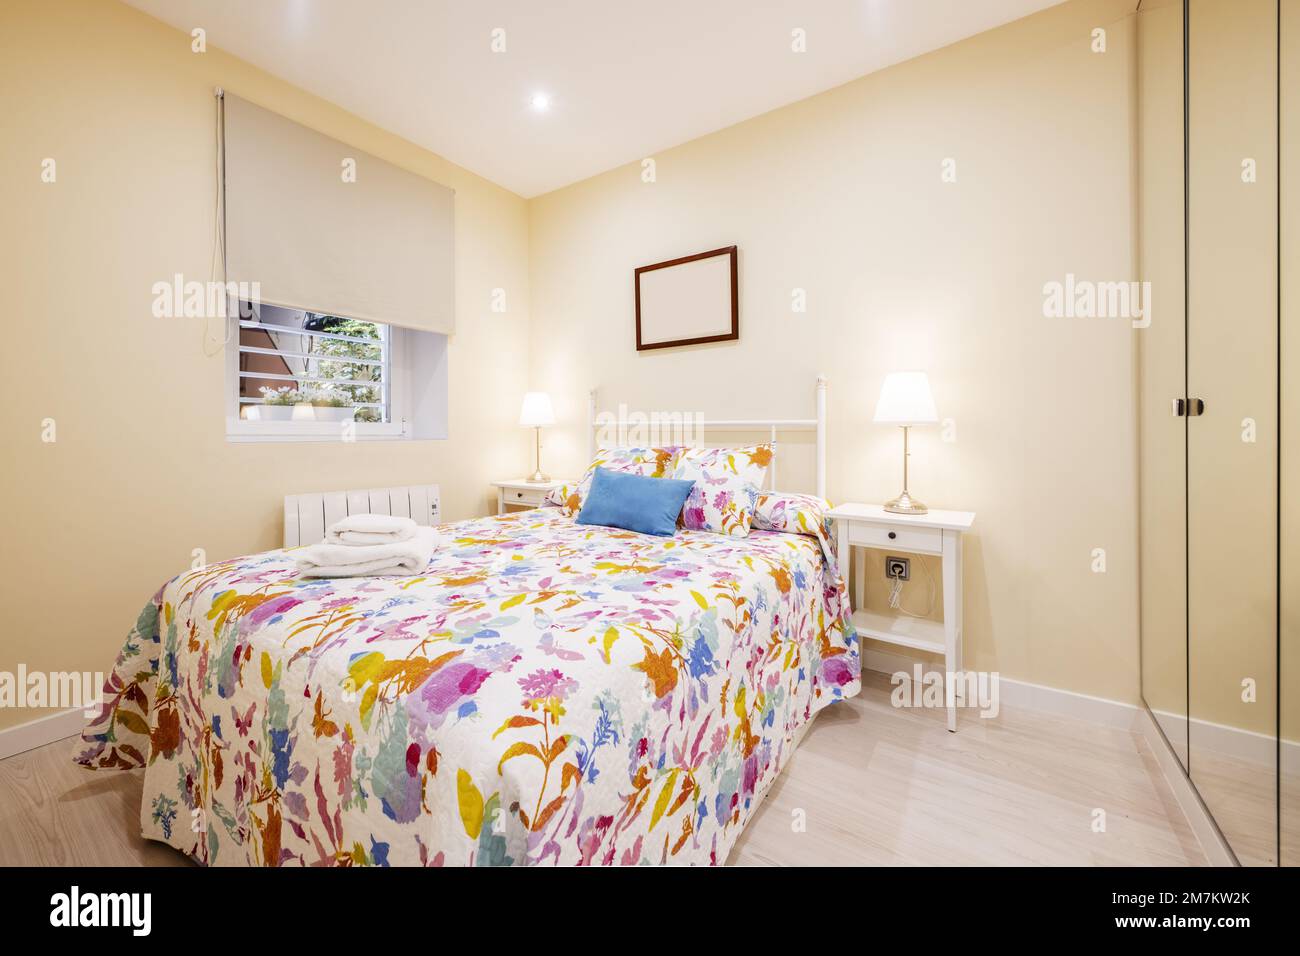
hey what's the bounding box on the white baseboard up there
[1150,707,1300,773]
[1134,706,1237,866]
[863,647,1142,730]
[0,708,84,761]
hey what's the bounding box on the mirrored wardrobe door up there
[1282,0,1298,870]
[1187,0,1279,867]
[1137,0,1189,770]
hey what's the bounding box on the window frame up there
[224,308,411,443]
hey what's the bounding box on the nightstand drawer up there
[505,487,548,507]
[493,479,570,515]
[847,522,942,555]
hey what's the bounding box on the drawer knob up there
[516,492,524,498]
[888,531,897,539]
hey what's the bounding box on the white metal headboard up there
[587,376,827,498]
[283,484,441,547]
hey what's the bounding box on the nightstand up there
[828,503,975,732]
[492,478,568,515]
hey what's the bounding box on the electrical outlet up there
[885,556,910,581]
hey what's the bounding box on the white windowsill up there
[225,418,410,443]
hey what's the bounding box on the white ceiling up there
[124,0,1065,197]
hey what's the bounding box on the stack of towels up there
[295,514,435,578]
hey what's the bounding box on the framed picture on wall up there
[634,245,738,351]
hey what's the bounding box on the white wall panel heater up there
[283,484,441,547]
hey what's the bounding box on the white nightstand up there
[492,478,568,515]
[828,503,975,732]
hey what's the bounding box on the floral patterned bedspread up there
[76,506,859,866]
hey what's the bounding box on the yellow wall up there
[0,0,532,731]
[0,0,1155,735]
[528,0,1144,702]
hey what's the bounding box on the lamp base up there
[883,491,928,515]
[526,469,551,483]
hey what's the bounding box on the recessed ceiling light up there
[530,93,550,112]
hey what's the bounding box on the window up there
[226,303,401,440]
[237,302,390,414]
[225,302,449,443]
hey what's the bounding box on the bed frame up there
[587,375,828,498]
[280,377,827,549]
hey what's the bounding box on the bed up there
[76,387,860,866]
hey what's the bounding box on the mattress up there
[76,505,859,866]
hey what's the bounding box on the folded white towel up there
[296,528,434,578]
[325,513,419,546]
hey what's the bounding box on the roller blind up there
[223,93,454,334]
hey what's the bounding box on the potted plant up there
[304,388,356,422]
[257,386,303,421]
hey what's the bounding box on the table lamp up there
[873,371,938,515]
[519,391,556,483]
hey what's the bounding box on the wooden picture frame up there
[634,245,738,351]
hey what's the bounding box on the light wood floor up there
[1188,751,1297,867]
[728,671,1206,866]
[0,671,1205,867]
[0,738,191,867]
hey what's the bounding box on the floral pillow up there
[672,444,772,537]
[543,446,683,516]
[752,492,833,536]
[752,492,841,576]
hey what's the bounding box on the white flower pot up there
[258,405,296,421]
[313,406,356,423]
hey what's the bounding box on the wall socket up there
[885,556,910,581]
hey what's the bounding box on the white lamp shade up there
[518,391,556,427]
[873,371,939,425]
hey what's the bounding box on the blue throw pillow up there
[575,467,695,537]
